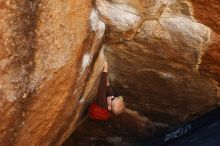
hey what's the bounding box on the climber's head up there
[107,96,125,115]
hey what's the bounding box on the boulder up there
[1,0,220,145]
[65,0,220,145]
[0,0,105,145]
[97,0,220,126]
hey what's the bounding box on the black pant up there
[96,72,114,108]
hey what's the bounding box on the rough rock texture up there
[191,0,220,34]
[192,0,220,84]
[1,0,220,146]
[97,0,220,126]
[64,0,220,145]
[0,0,105,145]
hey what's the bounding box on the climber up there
[88,62,156,137]
[88,62,125,120]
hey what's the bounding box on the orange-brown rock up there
[96,0,220,126]
[65,1,220,145]
[191,0,220,85]
[199,33,220,84]
[0,0,105,146]
[1,0,220,145]
[191,0,220,34]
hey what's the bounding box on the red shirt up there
[89,103,111,121]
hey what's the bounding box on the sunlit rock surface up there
[0,0,105,145]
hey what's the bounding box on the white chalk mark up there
[90,9,106,39]
[81,53,92,73]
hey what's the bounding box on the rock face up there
[191,0,220,34]
[1,0,220,146]
[96,0,220,126]
[65,0,220,145]
[0,0,105,145]
[191,0,220,84]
